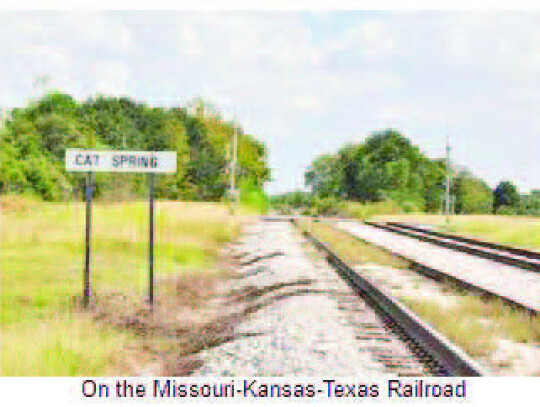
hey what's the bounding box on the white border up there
[0,0,539,11]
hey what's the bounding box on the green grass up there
[445,218,540,250]
[1,197,240,376]
[2,317,131,376]
[373,214,540,250]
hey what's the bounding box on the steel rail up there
[385,221,540,272]
[367,221,539,272]
[292,219,487,377]
[328,220,538,316]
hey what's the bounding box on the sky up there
[0,11,538,194]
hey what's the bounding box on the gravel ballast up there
[195,220,426,376]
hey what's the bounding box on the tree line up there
[275,129,538,216]
[0,92,270,202]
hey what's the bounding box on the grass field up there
[372,214,540,250]
[1,195,241,376]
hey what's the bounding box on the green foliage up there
[518,190,540,216]
[311,196,340,216]
[452,170,493,214]
[337,200,404,220]
[1,92,270,201]
[0,143,28,192]
[305,154,340,198]
[304,129,446,212]
[302,129,516,216]
[494,180,520,213]
[495,205,519,215]
[271,190,313,214]
[239,178,270,214]
[287,129,528,218]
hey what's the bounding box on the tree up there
[303,129,500,214]
[452,171,493,214]
[305,154,340,198]
[518,190,540,216]
[493,181,520,213]
[336,144,364,199]
[304,129,448,211]
[0,92,270,201]
[422,159,447,212]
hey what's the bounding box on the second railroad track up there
[330,219,539,316]
[367,221,540,272]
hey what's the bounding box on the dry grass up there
[298,219,411,269]
[1,316,136,376]
[89,271,238,376]
[402,295,539,359]
[89,272,317,376]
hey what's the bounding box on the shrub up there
[337,200,403,220]
[239,178,269,214]
[312,196,340,216]
[496,205,519,216]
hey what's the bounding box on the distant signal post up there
[66,149,177,307]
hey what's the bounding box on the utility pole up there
[230,127,238,211]
[445,134,451,225]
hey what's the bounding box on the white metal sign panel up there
[65,149,177,173]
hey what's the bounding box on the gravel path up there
[195,220,427,376]
[334,221,540,312]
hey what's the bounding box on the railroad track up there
[291,218,486,377]
[366,221,540,272]
[330,220,539,316]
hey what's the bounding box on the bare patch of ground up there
[81,249,319,376]
[70,260,251,376]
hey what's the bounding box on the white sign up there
[65,149,177,173]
